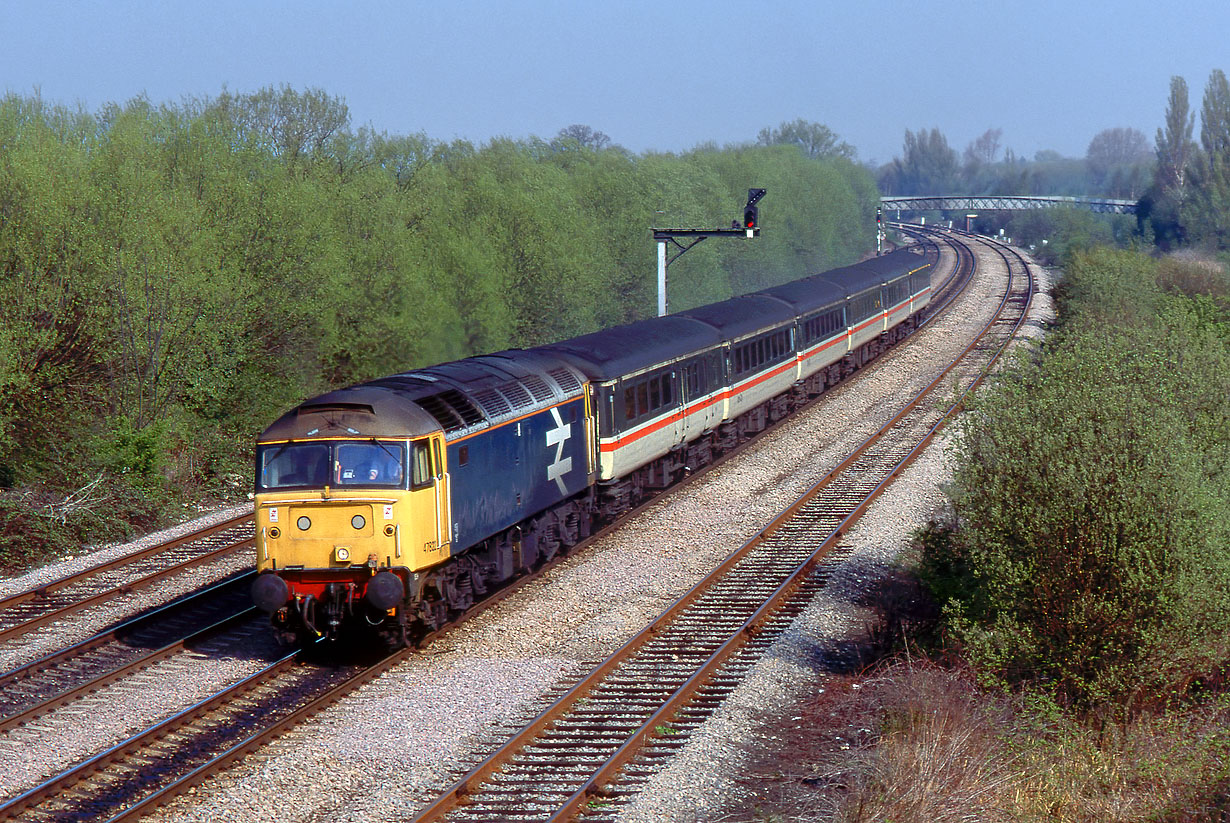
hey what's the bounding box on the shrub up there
[922,250,1230,712]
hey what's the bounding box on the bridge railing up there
[880,195,1137,215]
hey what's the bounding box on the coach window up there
[636,383,649,417]
[649,377,661,410]
[662,374,673,405]
[624,386,636,421]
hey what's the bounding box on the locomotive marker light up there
[652,187,766,316]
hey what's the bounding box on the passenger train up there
[250,246,936,647]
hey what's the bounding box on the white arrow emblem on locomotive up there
[546,407,573,493]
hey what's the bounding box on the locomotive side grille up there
[501,382,532,409]
[547,367,582,394]
[523,376,555,403]
[417,394,463,430]
[418,389,485,432]
[472,388,512,417]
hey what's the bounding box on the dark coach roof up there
[828,249,929,293]
[677,293,796,340]
[537,315,722,381]
[755,274,846,315]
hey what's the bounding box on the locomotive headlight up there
[268,527,281,539]
[351,514,366,530]
[334,546,351,562]
[297,516,311,531]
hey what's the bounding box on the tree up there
[208,85,350,169]
[1148,76,1197,246]
[756,119,855,161]
[963,128,1003,166]
[1085,127,1151,197]
[1155,77,1197,204]
[879,128,959,195]
[1200,69,1230,160]
[961,128,1005,193]
[552,124,611,151]
[1185,69,1230,248]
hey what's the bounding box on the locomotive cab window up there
[410,441,432,489]
[335,442,406,487]
[258,442,330,489]
[256,441,406,490]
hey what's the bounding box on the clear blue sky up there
[1,0,1225,166]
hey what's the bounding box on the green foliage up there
[94,418,165,485]
[922,248,1230,712]
[756,118,856,161]
[1002,208,1123,265]
[0,89,879,568]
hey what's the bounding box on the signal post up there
[651,188,765,317]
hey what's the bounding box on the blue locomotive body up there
[447,393,590,551]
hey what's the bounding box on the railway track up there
[398,229,1033,822]
[0,513,254,647]
[0,232,983,822]
[0,572,260,734]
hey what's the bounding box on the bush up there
[0,472,166,571]
[922,249,1230,712]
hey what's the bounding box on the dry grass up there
[833,665,1024,823]
[828,664,1230,823]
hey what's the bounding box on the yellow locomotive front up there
[250,393,452,646]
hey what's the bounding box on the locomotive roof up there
[537,315,721,381]
[259,385,443,442]
[260,350,588,442]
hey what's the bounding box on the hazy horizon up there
[2,0,1225,166]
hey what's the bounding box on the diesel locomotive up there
[250,246,936,647]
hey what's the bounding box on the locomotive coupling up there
[251,572,291,612]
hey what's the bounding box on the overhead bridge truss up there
[880,195,1137,215]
